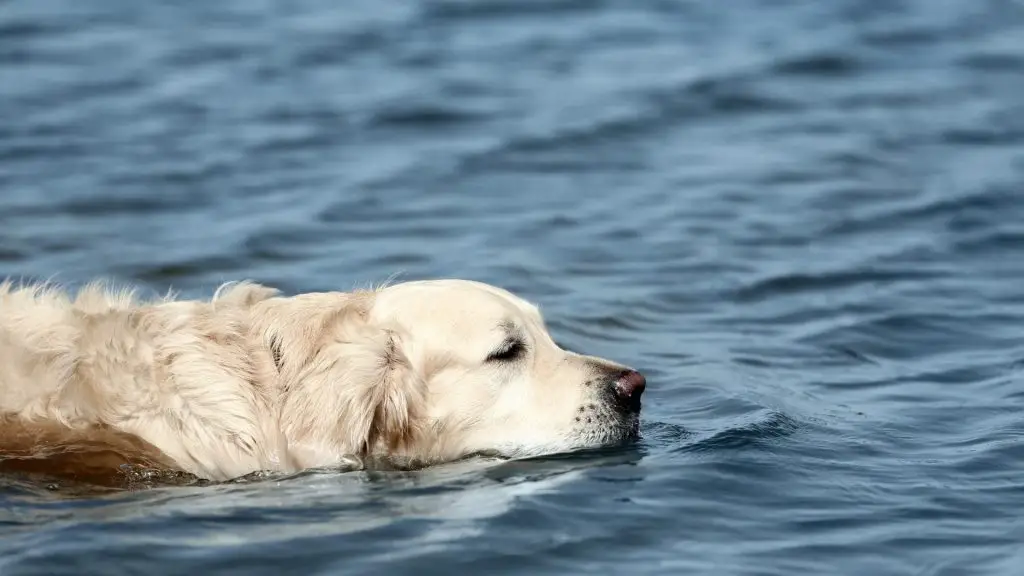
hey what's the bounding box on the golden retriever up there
[0,278,646,481]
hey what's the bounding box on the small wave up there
[823,188,1016,238]
[160,42,252,68]
[460,72,800,175]
[290,29,391,69]
[369,103,489,130]
[796,310,1010,362]
[642,421,693,444]
[952,228,1024,255]
[423,0,598,21]
[0,244,28,263]
[770,51,864,78]
[941,114,1024,146]
[675,412,799,454]
[733,268,939,303]
[958,52,1024,73]
[125,254,246,285]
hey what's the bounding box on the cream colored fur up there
[0,278,642,481]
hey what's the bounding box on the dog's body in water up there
[0,278,645,482]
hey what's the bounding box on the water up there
[2,0,1024,573]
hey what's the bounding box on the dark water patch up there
[818,360,1012,392]
[731,340,882,371]
[834,88,935,111]
[244,129,343,156]
[423,0,602,21]
[734,268,940,303]
[941,121,1024,147]
[462,114,656,173]
[959,51,1024,72]
[660,75,803,117]
[0,193,211,220]
[823,188,1017,237]
[0,245,27,262]
[14,75,150,113]
[106,162,234,190]
[858,24,948,49]
[0,136,91,163]
[291,29,393,69]
[799,311,1015,361]
[467,148,647,175]
[953,228,1024,255]
[770,51,865,78]
[125,255,247,285]
[0,18,70,41]
[242,226,331,262]
[370,102,490,130]
[63,194,210,218]
[316,195,386,224]
[318,198,473,232]
[160,41,254,69]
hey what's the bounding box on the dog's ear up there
[269,296,426,464]
[323,324,426,455]
[250,291,371,377]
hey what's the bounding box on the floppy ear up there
[269,296,426,464]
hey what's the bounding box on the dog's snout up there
[613,369,645,412]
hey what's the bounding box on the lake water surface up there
[2,1,1024,574]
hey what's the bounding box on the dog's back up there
[4,282,171,428]
[0,281,91,417]
[0,280,294,480]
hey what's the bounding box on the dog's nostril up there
[614,369,646,411]
[616,370,646,398]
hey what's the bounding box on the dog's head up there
[251,279,645,469]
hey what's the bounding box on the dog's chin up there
[488,419,642,462]
[624,415,641,440]
[577,406,642,445]
[613,415,642,444]
[592,413,642,448]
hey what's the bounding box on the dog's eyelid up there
[485,337,526,362]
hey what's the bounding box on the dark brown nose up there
[614,369,646,413]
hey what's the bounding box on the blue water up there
[2,0,1024,574]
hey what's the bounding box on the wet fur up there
[0,280,422,481]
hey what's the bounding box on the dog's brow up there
[498,320,524,342]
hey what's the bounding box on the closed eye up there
[486,338,526,363]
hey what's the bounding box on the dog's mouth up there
[626,415,641,439]
[614,412,642,444]
[575,404,641,448]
